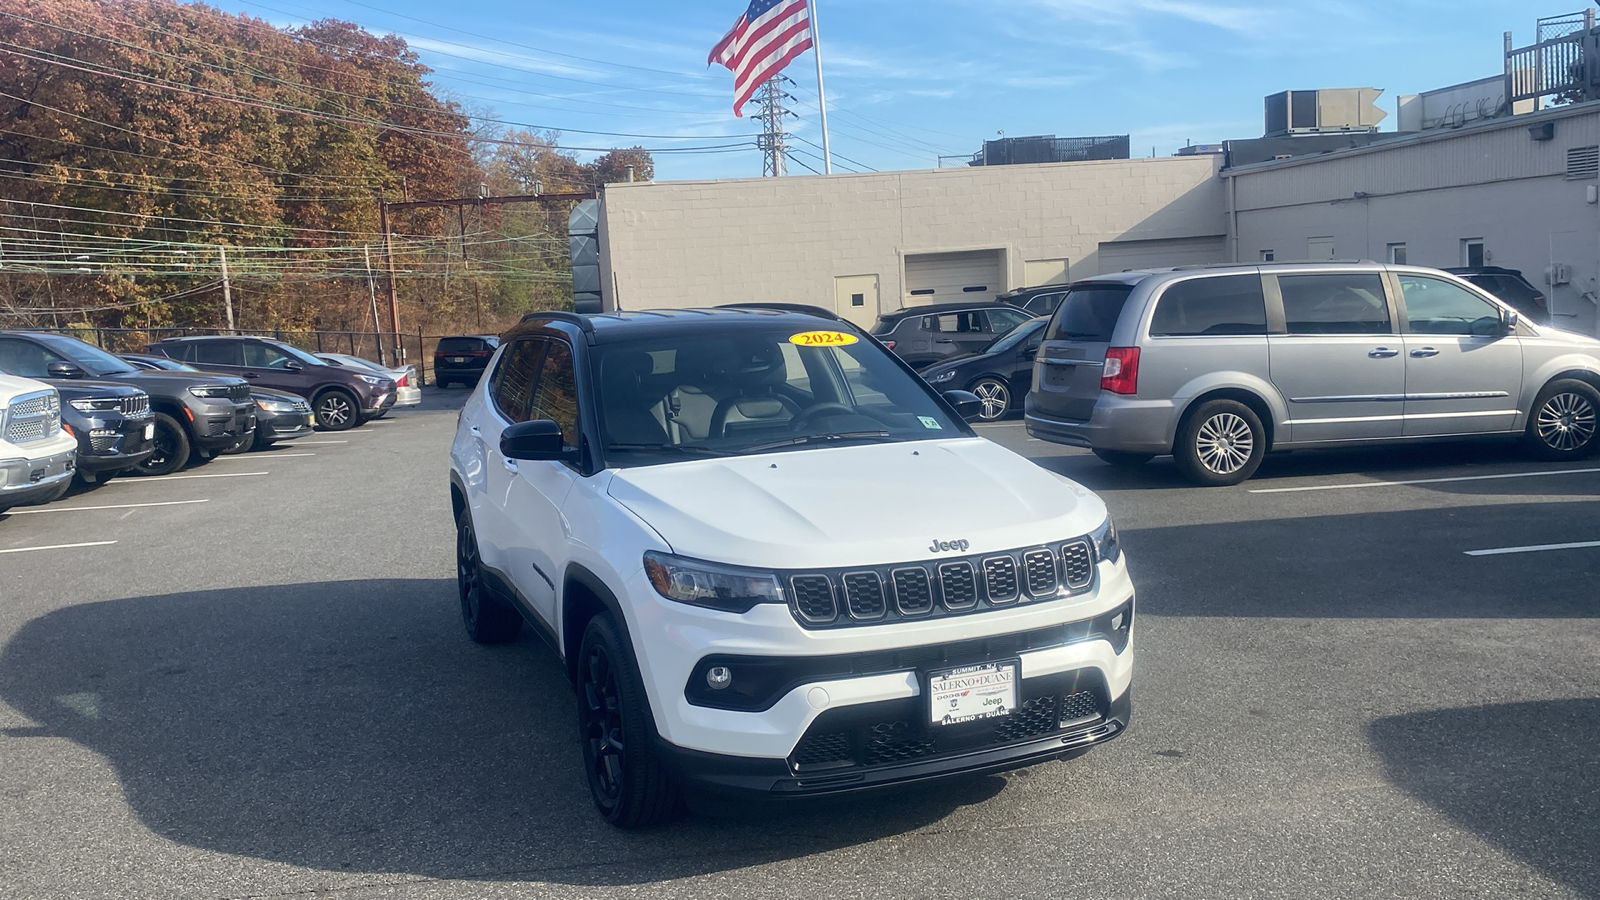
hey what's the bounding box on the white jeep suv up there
[1,373,76,515]
[448,306,1135,826]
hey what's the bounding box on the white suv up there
[1,373,76,515]
[448,307,1135,826]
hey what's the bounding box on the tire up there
[1093,449,1155,467]
[1525,378,1600,460]
[576,613,683,828]
[133,412,190,477]
[456,515,521,644]
[1174,399,1266,487]
[436,378,453,389]
[968,377,1012,421]
[313,388,359,431]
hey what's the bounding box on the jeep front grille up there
[783,536,1106,629]
[121,394,151,417]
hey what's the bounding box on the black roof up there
[1442,266,1529,278]
[874,300,1009,322]
[513,306,860,345]
[997,284,1070,302]
[151,334,277,342]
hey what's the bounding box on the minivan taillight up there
[1101,347,1140,395]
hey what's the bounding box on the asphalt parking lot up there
[3,394,1598,899]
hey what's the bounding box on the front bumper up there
[74,414,156,474]
[258,408,315,443]
[188,400,256,451]
[0,441,77,508]
[365,390,396,413]
[1025,395,1178,454]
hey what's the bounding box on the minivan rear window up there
[1149,275,1267,337]
[1045,284,1134,342]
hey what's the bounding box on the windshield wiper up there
[605,442,732,457]
[742,430,894,453]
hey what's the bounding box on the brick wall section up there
[597,156,1225,315]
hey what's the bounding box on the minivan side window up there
[1398,275,1504,336]
[1277,274,1391,335]
[1149,275,1267,337]
[529,341,580,445]
[490,339,544,423]
[1046,284,1134,342]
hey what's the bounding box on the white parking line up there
[0,541,117,554]
[114,472,269,483]
[9,500,209,515]
[297,441,347,445]
[1465,540,1600,557]
[1248,467,1600,494]
[210,453,315,460]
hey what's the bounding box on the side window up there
[529,341,580,444]
[1398,275,1504,336]
[1022,327,1044,354]
[191,340,243,366]
[490,339,544,423]
[1149,275,1268,337]
[0,338,62,378]
[1026,293,1063,316]
[169,342,197,363]
[1278,273,1392,335]
[243,342,294,368]
[985,307,1030,333]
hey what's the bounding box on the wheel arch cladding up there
[562,565,639,687]
[1179,388,1275,450]
[1546,368,1600,396]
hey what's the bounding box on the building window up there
[1260,250,1276,262]
[1387,243,1407,265]
[1461,239,1485,268]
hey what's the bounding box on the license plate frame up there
[927,659,1019,727]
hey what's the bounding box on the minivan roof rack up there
[717,302,846,322]
[518,310,595,333]
[1168,259,1378,271]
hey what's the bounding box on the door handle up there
[501,457,519,474]
[1368,347,1399,358]
[934,338,954,344]
[469,425,481,436]
[1409,347,1440,358]
[242,372,259,378]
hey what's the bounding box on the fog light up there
[1110,612,1125,631]
[706,666,733,690]
[90,428,117,437]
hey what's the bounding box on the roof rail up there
[716,302,846,322]
[1169,259,1378,271]
[518,310,595,333]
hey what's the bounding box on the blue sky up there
[222,0,1587,180]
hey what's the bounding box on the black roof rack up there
[716,302,846,322]
[518,310,595,333]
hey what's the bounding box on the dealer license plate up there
[144,423,155,440]
[928,660,1018,726]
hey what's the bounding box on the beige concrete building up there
[1225,102,1600,336]
[596,156,1226,328]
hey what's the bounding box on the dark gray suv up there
[871,302,1033,368]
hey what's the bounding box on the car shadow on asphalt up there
[1369,699,1600,898]
[0,578,1003,886]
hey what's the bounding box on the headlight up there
[256,398,296,413]
[69,398,123,413]
[925,368,957,384]
[643,551,785,613]
[1090,515,1120,564]
[188,385,232,398]
[358,374,384,385]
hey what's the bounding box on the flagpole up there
[807,0,833,174]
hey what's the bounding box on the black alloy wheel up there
[456,516,520,644]
[314,389,359,431]
[969,377,1012,421]
[576,615,682,828]
[133,412,190,477]
[1527,378,1600,460]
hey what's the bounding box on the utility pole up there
[378,198,402,363]
[363,245,387,366]
[753,77,795,177]
[218,244,235,332]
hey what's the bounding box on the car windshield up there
[35,334,139,376]
[592,325,969,465]
[984,317,1045,354]
[270,342,324,367]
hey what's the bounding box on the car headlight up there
[1090,515,1120,565]
[256,398,297,413]
[69,398,123,412]
[643,551,785,613]
[357,374,385,385]
[188,385,232,398]
[925,368,957,384]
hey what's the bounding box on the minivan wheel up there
[1175,399,1266,486]
[969,377,1012,421]
[1526,378,1600,460]
[1093,449,1155,467]
[313,389,359,431]
[133,412,190,477]
[577,614,683,828]
[457,516,521,644]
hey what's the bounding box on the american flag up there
[708,0,813,118]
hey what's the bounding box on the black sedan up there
[121,355,313,452]
[916,317,1046,421]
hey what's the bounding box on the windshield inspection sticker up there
[789,330,859,347]
[919,416,942,429]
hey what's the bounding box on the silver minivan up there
[1025,262,1600,485]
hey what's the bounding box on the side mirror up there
[501,419,577,461]
[1502,308,1519,332]
[1021,348,1037,361]
[46,361,85,379]
[943,389,984,421]
[284,360,304,371]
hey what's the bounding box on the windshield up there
[1045,284,1134,342]
[592,326,969,465]
[268,342,324,367]
[985,317,1046,354]
[35,334,139,376]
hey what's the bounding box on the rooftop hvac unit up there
[1265,89,1386,136]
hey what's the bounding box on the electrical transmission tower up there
[753,76,796,177]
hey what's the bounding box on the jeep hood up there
[606,437,1106,570]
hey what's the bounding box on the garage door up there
[904,249,1004,305]
[1095,236,1227,274]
